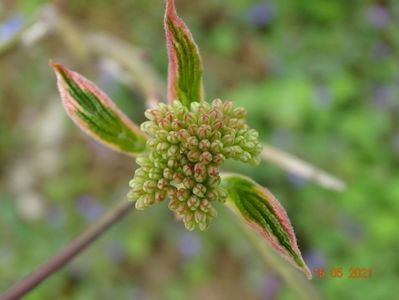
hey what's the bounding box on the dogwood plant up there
[51,0,311,279]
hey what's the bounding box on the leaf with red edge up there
[221,173,312,280]
[164,0,204,107]
[51,61,147,156]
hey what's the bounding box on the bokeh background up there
[1,0,398,299]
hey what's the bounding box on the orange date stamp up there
[312,267,373,279]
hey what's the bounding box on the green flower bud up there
[149,168,161,180]
[198,139,210,151]
[205,190,217,201]
[143,180,157,193]
[207,175,221,187]
[167,145,179,157]
[143,194,155,206]
[222,134,234,146]
[188,124,198,136]
[171,120,182,131]
[192,183,207,197]
[172,172,184,184]
[194,210,206,223]
[163,168,174,180]
[168,198,179,210]
[187,150,201,162]
[182,164,193,177]
[156,142,169,152]
[177,188,190,201]
[167,186,178,197]
[167,131,179,144]
[207,164,219,178]
[222,101,233,114]
[186,136,199,149]
[167,159,177,168]
[183,177,195,189]
[178,129,189,140]
[157,130,169,140]
[194,163,207,180]
[157,178,169,190]
[200,151,213,164]
[210,140,223,153]
[213,153,225,165]
[187,196,200,210]
[233,107,246,118]
[129,99,261,230]
[197,124,211,139]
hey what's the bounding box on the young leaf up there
[221,173,312,279]
[50,61,147,155]
[164,0,204,107]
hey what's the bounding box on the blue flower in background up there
[178,232,201,258]
[304,249,326,271]
[366,5,390,28]
[248,2,275,29]
[259,275,281,299]
[75,195,104,222]
[0,13,25,43]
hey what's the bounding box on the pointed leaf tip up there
[221,174,312,280]
[164,0,204,107]
[51,61,147,155]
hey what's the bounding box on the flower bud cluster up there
[128,99,261,230]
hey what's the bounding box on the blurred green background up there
[1,0,398,299]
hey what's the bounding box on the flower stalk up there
[0,201,134,300]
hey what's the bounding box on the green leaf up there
[221,173,312,279]
[164,0,204,107]
[51,61,147,156]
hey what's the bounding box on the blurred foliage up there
[1,0,398,299]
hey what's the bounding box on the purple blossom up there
[248,2,275,29]
[366,5,390,28]
[371,41,391,59]
[178,232,201,257]
[259,275,281,299]
[372,85,394,109]
[304,249,326,270]
[75,195,104,222]
[0,13,25,43]
[287,172,308,188]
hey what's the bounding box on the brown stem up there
[0,200,134,300]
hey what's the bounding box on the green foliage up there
[52,63,147,155]
[165,0,204,106]
[222,174,311,279]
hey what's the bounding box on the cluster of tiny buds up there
[128,99,261,230]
